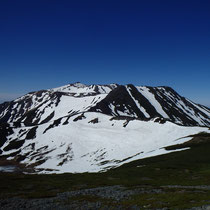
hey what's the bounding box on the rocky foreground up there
[1,185,210,210]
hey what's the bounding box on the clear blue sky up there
[0,0,210,106]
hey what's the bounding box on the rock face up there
[89,84,210,126]
[0,82,209,173]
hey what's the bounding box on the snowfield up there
[2,112,209,174]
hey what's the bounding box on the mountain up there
[89,84,210,126]
[0,83,209,127]
[0,83,209,173]
[0,83,118,126]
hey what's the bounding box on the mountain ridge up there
[0,83,209,127]
[0,82,209,173]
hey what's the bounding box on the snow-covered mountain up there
[89,84,210,126]
[0,83,210,173]
[0,83,118,125]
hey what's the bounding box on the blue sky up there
[0,0,210,106]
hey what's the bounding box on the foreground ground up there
[1,132,210,209]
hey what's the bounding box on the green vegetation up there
[1,132,210,208]
[123,190,210,209]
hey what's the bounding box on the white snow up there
[4,112,209,174]
[50,83,116,94]
[37,94,107,123]
[126,86,150,118]
[137,86,169,118]
[186,99,210,117]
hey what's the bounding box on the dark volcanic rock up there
[89,85,210,126]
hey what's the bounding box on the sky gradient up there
[0,0,210,106]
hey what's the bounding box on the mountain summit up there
[0,83,209,173]
[0,83,209,126]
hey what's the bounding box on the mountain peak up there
[71,82,86,88]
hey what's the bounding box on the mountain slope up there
[0,82,210,174]
[1,112,209,173]
[0,83,118,125]
[89,84,210,126]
